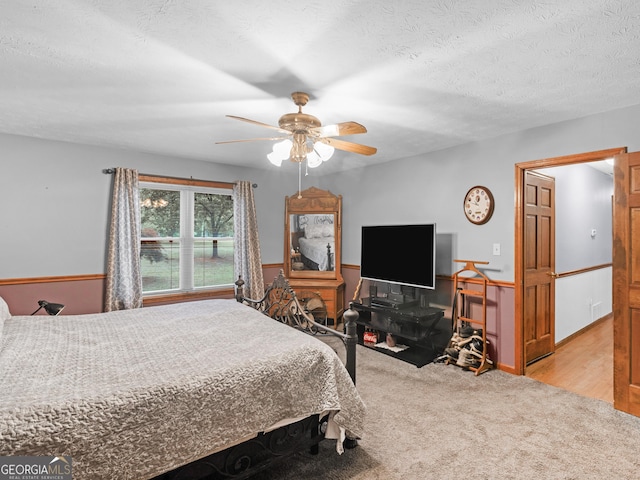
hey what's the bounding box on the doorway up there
[514,147,624,384]
[525,315,613,402]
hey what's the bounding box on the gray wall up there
[0,133,297,278]
[326,103,640,283]
[536,163,613,273]
[2,101,640,283]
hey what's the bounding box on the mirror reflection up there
[289,213,335,271]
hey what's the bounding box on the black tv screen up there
[360,224,436,289]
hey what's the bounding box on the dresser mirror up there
[284,187,342,281]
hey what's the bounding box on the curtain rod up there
[102,169,257,188]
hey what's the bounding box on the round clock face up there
[464,186,494,224]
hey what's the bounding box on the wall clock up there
[464,186,494,225]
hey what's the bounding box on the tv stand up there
[351,298,450,367]
[370,297,419,310]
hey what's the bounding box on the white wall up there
[555,267,612,342]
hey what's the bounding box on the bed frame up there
[154,270,359,480]
[234,269,356,381]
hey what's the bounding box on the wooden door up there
[523,171,556,364]
[612,151,640,416]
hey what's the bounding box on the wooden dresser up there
[284,187,345,330]
[289,278,345,329]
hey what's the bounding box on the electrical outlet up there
[493,243,501,256]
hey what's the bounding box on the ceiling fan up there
[216,92,377,167]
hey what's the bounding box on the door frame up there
[514,147,626,375]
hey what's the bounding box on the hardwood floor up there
[525,315,613,403]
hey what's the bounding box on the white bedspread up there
[299,236,335,271]
[0,299,365,479]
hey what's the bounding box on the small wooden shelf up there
[458,289,485,297]
[447,259,493,376]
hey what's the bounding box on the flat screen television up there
[360,223,436,290]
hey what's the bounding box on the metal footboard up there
[235,270,358,384]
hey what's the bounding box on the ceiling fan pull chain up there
[298,162,302,198]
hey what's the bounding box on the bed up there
[0,276,364,480]
[297,219,335,271]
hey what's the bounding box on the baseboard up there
[496,362,517,375]
[555,313,612,349]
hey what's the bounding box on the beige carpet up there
[253,345,640,479]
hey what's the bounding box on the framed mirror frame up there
[284,187,343,281]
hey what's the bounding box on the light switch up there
[493,243,501,256]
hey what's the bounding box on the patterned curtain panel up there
[233,181,264,299]
[105,168,143,311]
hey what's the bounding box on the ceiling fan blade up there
[226,115,291,134]
[216,136,289,144]
[308,121,367,138]
[320,137,377,156]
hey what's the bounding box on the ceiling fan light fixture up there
[307,151,322,168]
[268,139,292,166]
[307,141,334,168]
[267,151,284,166]
[314,141,334,161]
[275,138,293,154]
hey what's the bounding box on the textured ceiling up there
[1,0,639,173]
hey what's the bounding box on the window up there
[139,176,234,296]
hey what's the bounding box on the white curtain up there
[233,181,264,299]
[105,168,143,311]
